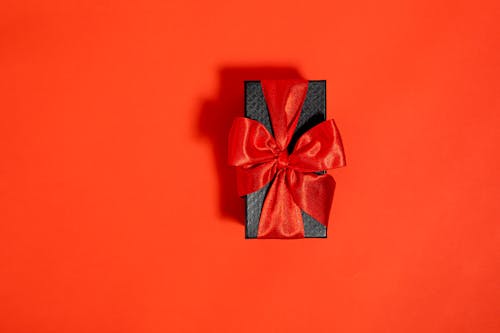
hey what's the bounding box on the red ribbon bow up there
[228,79,346,238]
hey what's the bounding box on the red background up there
[1,1,499,332]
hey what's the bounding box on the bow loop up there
[228,117,279,196]
[228,117,278,167]
[288,119,346,172]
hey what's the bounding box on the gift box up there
[228,79,345,239]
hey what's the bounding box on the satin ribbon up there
[228,79,346,238]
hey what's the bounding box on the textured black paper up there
[244,80,327,238]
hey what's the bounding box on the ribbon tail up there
[236,162,277,196]
[287,171,335,227]
[257,169,304,239]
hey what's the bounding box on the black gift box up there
[244,80,328,238]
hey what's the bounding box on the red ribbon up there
[228,79,346,238]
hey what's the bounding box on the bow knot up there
[276,150,289,170]
[228,79,346,238]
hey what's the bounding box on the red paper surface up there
[1,1,499,332]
